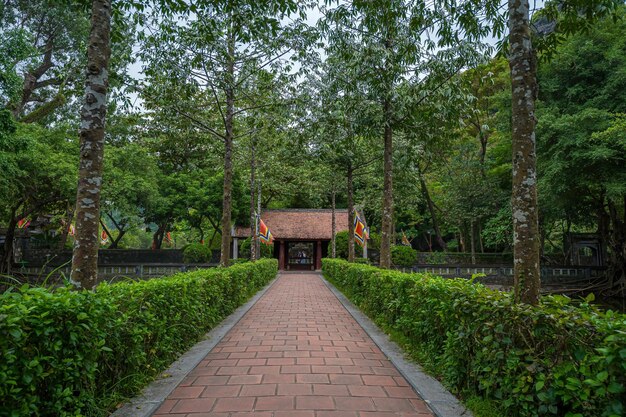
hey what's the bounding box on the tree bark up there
[250,139,257,262]
[70,0,112,289]
[1,206,20,273]
[470,220,476,265]
[57,203,74,251]
[256,172,262,260]
[418,170,447,251]
[219,21,235,267]
[331,185,336,258]
[152,223,166,249]
[379,96,394,269]
[509,0,540,305]
[347,164,355,262]
[12,37,55,119]
[478,221,484,253]
[606,198,626,291]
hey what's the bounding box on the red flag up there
[354,211,368,247]
[259,219,274,244]
[17,218,30,229]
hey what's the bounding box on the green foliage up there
[323,259,626,417]
[182,243,213,263]
[239,237,274,259]
[391,245,417,267]
[333,230,380,260]
[0,259,278,416]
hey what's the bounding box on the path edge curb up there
[320,274,474,417]
[110,274,280,417]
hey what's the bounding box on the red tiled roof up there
[233,209,349,240]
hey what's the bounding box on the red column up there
[316,240,322,270]
[279,240,285,270]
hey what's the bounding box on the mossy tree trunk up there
[509,0,540,305]
[70,0,111,289]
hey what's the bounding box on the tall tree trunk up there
[459,227,466,252]
[58,203,74,251]
[152,223,166,249]
[607,198,626,292]
[347,164,355,262]
[220,22,235,267]
[1,206,20,273]
[256,172,261,260]
[331,185,336,258]
[509,0,540,305]
[418,170,447,251]
[478,220,484,253]
[380,96,393,269]
[250,139,257,262]
[470,220,476,265]
[70,0,112,289]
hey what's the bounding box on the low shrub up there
[182,242,212,263]
[322,258,626,417]
[391,245,417,267]
[0,259,277,416]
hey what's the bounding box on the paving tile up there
[334,396,376,411]
[347,385,387,397]
[295,395,335,410]
[170,398,216,413]
[151,273,433,416]
[255,395,295,410]
[212,397,254,412]
[200,385,241,397]
[313,383,349,396]
[169,386,204,399]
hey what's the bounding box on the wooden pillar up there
[279,240,285,270]
[316,240,322,270]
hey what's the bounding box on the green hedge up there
[182,242,213,263]
[391,245,417,267]
[322,259,626,417]
[0,259,277,416]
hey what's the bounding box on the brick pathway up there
[153,273,434,417]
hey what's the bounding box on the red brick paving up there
[153,273,433,417]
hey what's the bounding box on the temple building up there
[233,209,349,270]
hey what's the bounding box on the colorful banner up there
[354,211,369,247]
[259,219,274,245]
[17,218,31,229]
[100,229,109,245]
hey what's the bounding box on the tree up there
[431,0,623,303]
[322,1,487,268]
[70,0,112,289]
[536,10,626,291]
[100,143,158,248]
[0,119,78,272]
[0,0,90,123]
[141,2,310,266]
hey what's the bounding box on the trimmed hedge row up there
[0,259,277,416]
[322,259,626,417]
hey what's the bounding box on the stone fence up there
[400,264,607,286]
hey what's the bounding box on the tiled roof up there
[233,209,349,240]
